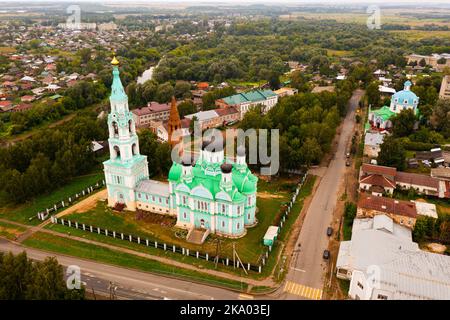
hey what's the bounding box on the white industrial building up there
[336,215,450,300]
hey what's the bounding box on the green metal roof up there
[222,89,276,106]
[371,105,396,121]
[168,159,257,202]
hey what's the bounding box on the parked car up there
[346,152,350,158]
[323,250,330,260]
[346,160,350,166]
[326,227,333,237]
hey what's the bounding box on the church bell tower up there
[103,54,149,211]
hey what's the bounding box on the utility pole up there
[233,242,236,269]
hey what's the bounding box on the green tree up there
[155,82,174,103]
[391,109,417,137]
[377,136,406,170]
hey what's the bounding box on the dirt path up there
[256,192,285,199]
[15,189,107,243]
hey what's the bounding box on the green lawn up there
[0,172,104,225]
[55,176,301,265]
[23,231,248,292]
[46,175,315,279]
[0,220,27,240]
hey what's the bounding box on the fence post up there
[129,235,132,242]
[82,224,85,231]
[137,237,140,244]
[196,251,199,259]
[61,219,65,225]
[164,243,167,251]
[54,204,57,211]
[97,227,100,234]
[146,239,149,246]
[182,248,185,255]
[105,229,108,236]
[186,249,189,256]
[172,245,175,252]
[206,253,209,261]
[269,246,272,252]
[113,231,116,238]
[90,226,93,233]
[61,201,65,207]
[155,241,157,248]
[46,208,49,215]
[69,197,72,203]
[226,258,229,266]
[75,222,78,229]
[247,263,250,271]
[259,266,261,273]
[121,233,124,240]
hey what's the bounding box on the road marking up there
[238,294,254,300]
[283,281,323,300]
[292,268,306,273]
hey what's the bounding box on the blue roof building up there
[389,81,419,115]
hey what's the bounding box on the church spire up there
[110,53,127,103]
[168,96,181,147]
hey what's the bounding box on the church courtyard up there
[45,175,315,273]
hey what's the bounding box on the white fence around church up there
[36,180,106,221]
[49,174,307,273]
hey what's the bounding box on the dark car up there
[326,227,333,237]
[323,250,330,260]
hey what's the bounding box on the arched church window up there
[114,146,120,159]
[128,119,133,134]
[132,143,137,156]
[112,121,119,137]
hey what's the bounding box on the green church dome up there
[168,162,182,181]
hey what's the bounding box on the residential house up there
[357,193,417,228]
[359,163,449,198]
[20,95,35,103]
[415,148,445,166]
[363,132,385,158]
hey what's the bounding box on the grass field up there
[0,172,104,225]
[326,49,353,58]
[390,30,450,41]
[0,220,27,240]
[23,231,248,291]
[280,9,450,28]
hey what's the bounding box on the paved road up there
[282,89,363,300]
[0,239,241,300]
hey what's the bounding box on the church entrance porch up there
[186,228,210,244]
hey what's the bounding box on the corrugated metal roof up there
[135,179,170,197]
